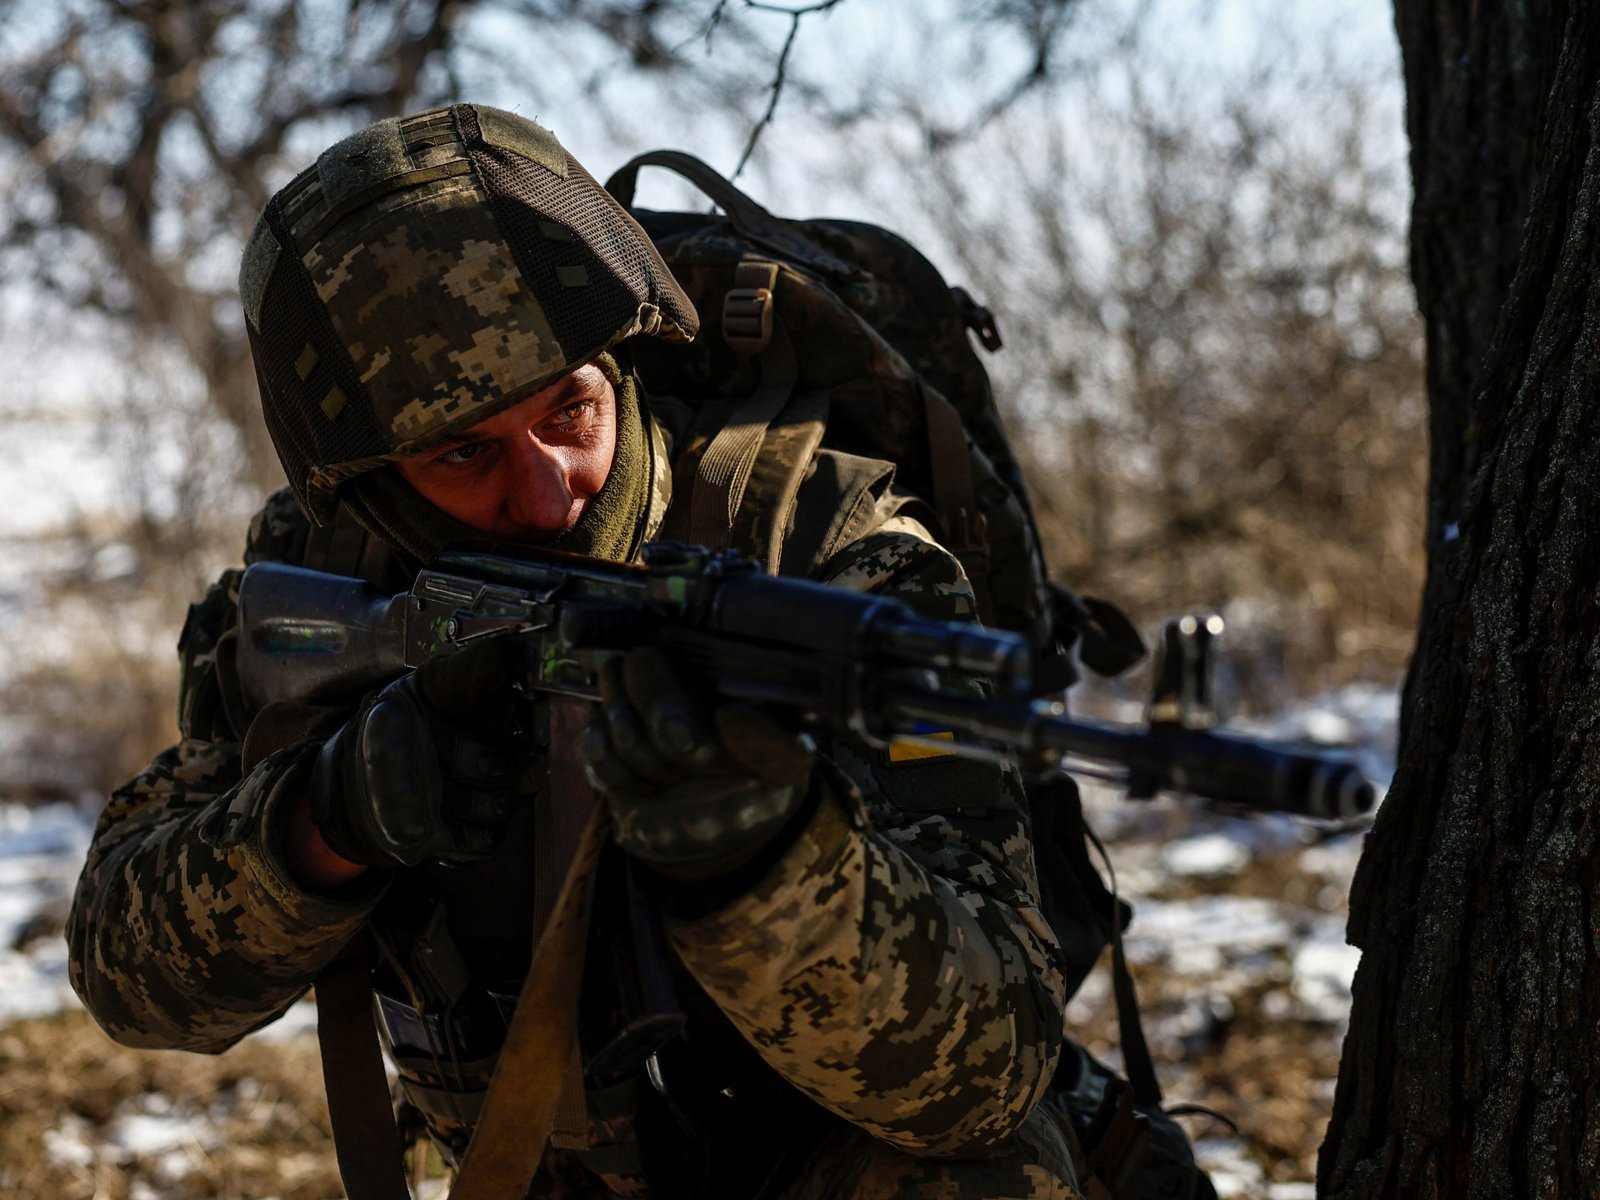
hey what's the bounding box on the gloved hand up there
[582,646,815,883]
[309,641,524,868]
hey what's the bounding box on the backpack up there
[604,153,1218,1200]
[604,151,1144,696]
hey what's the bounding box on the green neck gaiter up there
[343,353,652,569]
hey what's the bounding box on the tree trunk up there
[1321,4,1600,1197]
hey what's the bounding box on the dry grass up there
[0,1011,340,1199]
[1068,957,1346,1187]
[1,980,1343,1200]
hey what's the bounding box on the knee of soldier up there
[778,1111,1086,1200]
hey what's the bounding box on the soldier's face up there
[395,362,617,538]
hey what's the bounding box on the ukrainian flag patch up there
[888,728,958,762]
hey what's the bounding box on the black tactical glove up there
[309,641,524,867]
[582,646,816,883]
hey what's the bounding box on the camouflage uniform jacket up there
[68,461,1070,1189]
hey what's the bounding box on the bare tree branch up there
[729,0,844,179]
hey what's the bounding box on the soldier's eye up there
[437,442,485,465]
[546,400,592,430]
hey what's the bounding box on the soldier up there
[67,105,1201,1199]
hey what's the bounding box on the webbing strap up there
[545,699,601,1150]
[449,708,610,1199]
[1084,823,1164,1108]
[922,387,994,622]
[317,953,413,1200]
[687,307,797,550]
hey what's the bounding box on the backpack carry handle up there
[607,150,775,230]
[606,150,860,279]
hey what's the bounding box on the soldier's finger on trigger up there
[622,646,717,769]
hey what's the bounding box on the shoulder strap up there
[685,267,797,558]
[922,385,993,621]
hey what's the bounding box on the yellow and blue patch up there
[887,726,958,763]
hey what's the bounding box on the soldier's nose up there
[503,435,578,535]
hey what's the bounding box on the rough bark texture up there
[1322,4,1600,1197]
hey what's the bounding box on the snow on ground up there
[0,800,92,1021]
[0,682,1398,1194]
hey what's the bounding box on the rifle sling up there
[450,723,611,1198]
[316,702,610,1200]
[317,947,413,1200]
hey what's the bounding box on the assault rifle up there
[235,542,1375,821]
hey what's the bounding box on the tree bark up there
[1322,4,1600,1197]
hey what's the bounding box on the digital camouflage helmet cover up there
[240,104,698,523]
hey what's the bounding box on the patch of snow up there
[1299,833,1366,880]
[0,938,76,1020]
[1128,896,1297,955]
[0,801,94,1022]
[1304,706,1357,743]
[1291,917,1362,1024]
[1195,1136,1265,1198]
[113,1096,184,1154]
[254,995,320,1043]
[43,1114,96,1167]
[1163,832,1251,877]
[46,1092,225,1179]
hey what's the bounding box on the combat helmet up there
[240,104,699,524]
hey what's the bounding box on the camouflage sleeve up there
[67,498,381,1052]
[664,502,1067,1156]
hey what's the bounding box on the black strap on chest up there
[317,942,413,1200]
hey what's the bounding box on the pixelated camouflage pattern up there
[66,722,381,1052]
[773,1103,1084,1200]
[245,106,697,521]
[816,509,977,621]
[303,172,566,445]
[664,521,1065,1156]
[69,478,1071,1194]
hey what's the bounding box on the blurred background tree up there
[0,0,1421,795]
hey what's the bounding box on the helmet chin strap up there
[341,352,652,570]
